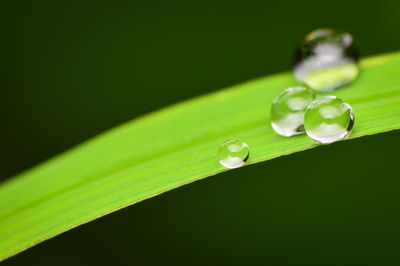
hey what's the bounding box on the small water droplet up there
[218,139,249,169]
[271,86,318,137]
[294,28,359,92]
[304,96,354,144]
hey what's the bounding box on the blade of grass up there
[1,51,400,261]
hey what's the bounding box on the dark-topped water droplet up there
[294,28,359,92]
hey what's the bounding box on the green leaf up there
[1,52,400,261]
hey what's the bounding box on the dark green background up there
[1,0,400,265]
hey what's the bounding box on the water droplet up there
[271,86,318,137]
[304,96,354,144]
[294,28,359,92]
[218,139,249,169]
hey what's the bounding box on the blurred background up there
[1,0,400,265]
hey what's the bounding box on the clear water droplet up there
[271,86,318,137]
[304,96,354,144]
[294,28,359,92]
[218,139,249,169]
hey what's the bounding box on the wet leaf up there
[1,52,399,261]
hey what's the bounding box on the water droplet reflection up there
[304,96,354,144]
[294,29,359,92]
[218,139,249,169]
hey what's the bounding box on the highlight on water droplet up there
[304,96,354,144]
[293,28,359,92]
[271,86,318,137]
[218,139,249,169]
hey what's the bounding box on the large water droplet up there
[294,28,359,92]
[304,96,354,144]
[218,139,249,169]
[271,86,318,137]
